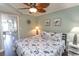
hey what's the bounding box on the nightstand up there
[68,42,79,56]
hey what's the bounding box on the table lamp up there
[71,27,79,45]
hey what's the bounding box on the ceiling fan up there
[19,3,50,13]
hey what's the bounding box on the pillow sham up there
[51,33,62,42]
[41,31,51,40]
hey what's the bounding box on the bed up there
[14,32,66,56]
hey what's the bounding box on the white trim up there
[0,49,4,53]
[17,15,20,40]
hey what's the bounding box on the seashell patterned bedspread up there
[15,33,65,56]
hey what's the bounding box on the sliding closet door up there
[0,13,19,55]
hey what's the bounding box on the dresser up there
[68,42,79,56]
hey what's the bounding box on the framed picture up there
[45,19,50,26]
[54,18,61,26]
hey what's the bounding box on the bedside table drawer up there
[68,42,79,56]
[68,49,79,54]
[68,46,79,51]
[68,51,79,56]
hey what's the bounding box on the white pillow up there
[41,32,51,40]
[51,33,62,41]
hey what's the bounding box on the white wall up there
[36,6,79,33]
[36,6,79,43]
[19,15,37,39]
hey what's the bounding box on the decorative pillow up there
[41,31,51,40]
[51,33,62,41]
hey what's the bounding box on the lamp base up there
[73,34,77,45]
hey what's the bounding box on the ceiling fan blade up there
[37,9,46,13]
[18,8,30,9]
[37,3,49,8]
[23,3,31,6]
[23,3,36,8]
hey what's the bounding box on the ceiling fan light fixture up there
[29,7,37,13]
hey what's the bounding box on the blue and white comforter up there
[15,35,65,56]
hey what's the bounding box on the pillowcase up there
[40,32,62,42]
[51,33,62,41]
[41,31,51,40]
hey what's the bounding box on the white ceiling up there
[0,3,79,16]
[0,3,20,14]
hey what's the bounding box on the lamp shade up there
[71,27,79,33]
[71,27,79,45]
